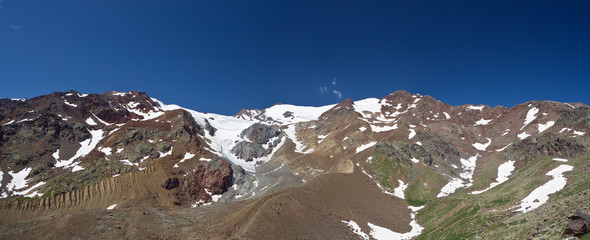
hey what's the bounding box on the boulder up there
[564,209,590,237]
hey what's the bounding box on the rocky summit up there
[1,90,589,239]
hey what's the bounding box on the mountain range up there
[0,90,589,239]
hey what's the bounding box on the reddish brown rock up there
[176,159,233,204]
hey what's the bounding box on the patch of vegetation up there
[415,153,590,239]
[15,196,33,201]
[405,165,444,206]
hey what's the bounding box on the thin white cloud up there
[332,77,337,86]
[319,86,328,94]
[332,90,343,99]
[9,25,21,30]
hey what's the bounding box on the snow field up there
[515,164,573,213]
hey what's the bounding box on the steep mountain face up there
[1,90,589,239]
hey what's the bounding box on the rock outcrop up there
[231,123,283,161]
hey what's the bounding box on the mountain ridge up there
[0,89,589,239]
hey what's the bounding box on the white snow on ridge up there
[466,105,485,111]
[107,204,117,210]
[470,160,515,194]
[64,100,77,107]
[126,104,165,121]
[353,98,382,116]
[472,138,492,151]
[521,107,539,130]
[264,103,335,124]
[516,164,573,213]
[356,141,377,154]
[537,121,555,133]
[474,118,492,126]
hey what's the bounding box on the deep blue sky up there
[1,1,589,115]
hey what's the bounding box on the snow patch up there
[517,132,530,140]
[474,118,492,126]
[99,147,112,156]
[515,164,573,213]
[317,133,329,143]
[367,205,424,240]
[342,220,370,240]
[496,143,512,152]
[408,129,416,139]
[370,123,398,133]
[174,152,196,168]
[356,141,377,154]
[472,138,492,151]
[393,180,408,199]
[85,117,97,126]
[107,204,117,210]
[470,160,515,194]
[159,147,173,158]
[537,121,555,133]
[437,155,478,197]
[437,178,465,198]
[443,112,451,119]
[6,168,32,193]
[558,127,585,136]
[64,100,77,107]
[55,129,103,171]
[284,125,312,154]
[552,158,568,162]
[521,107,539,130]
